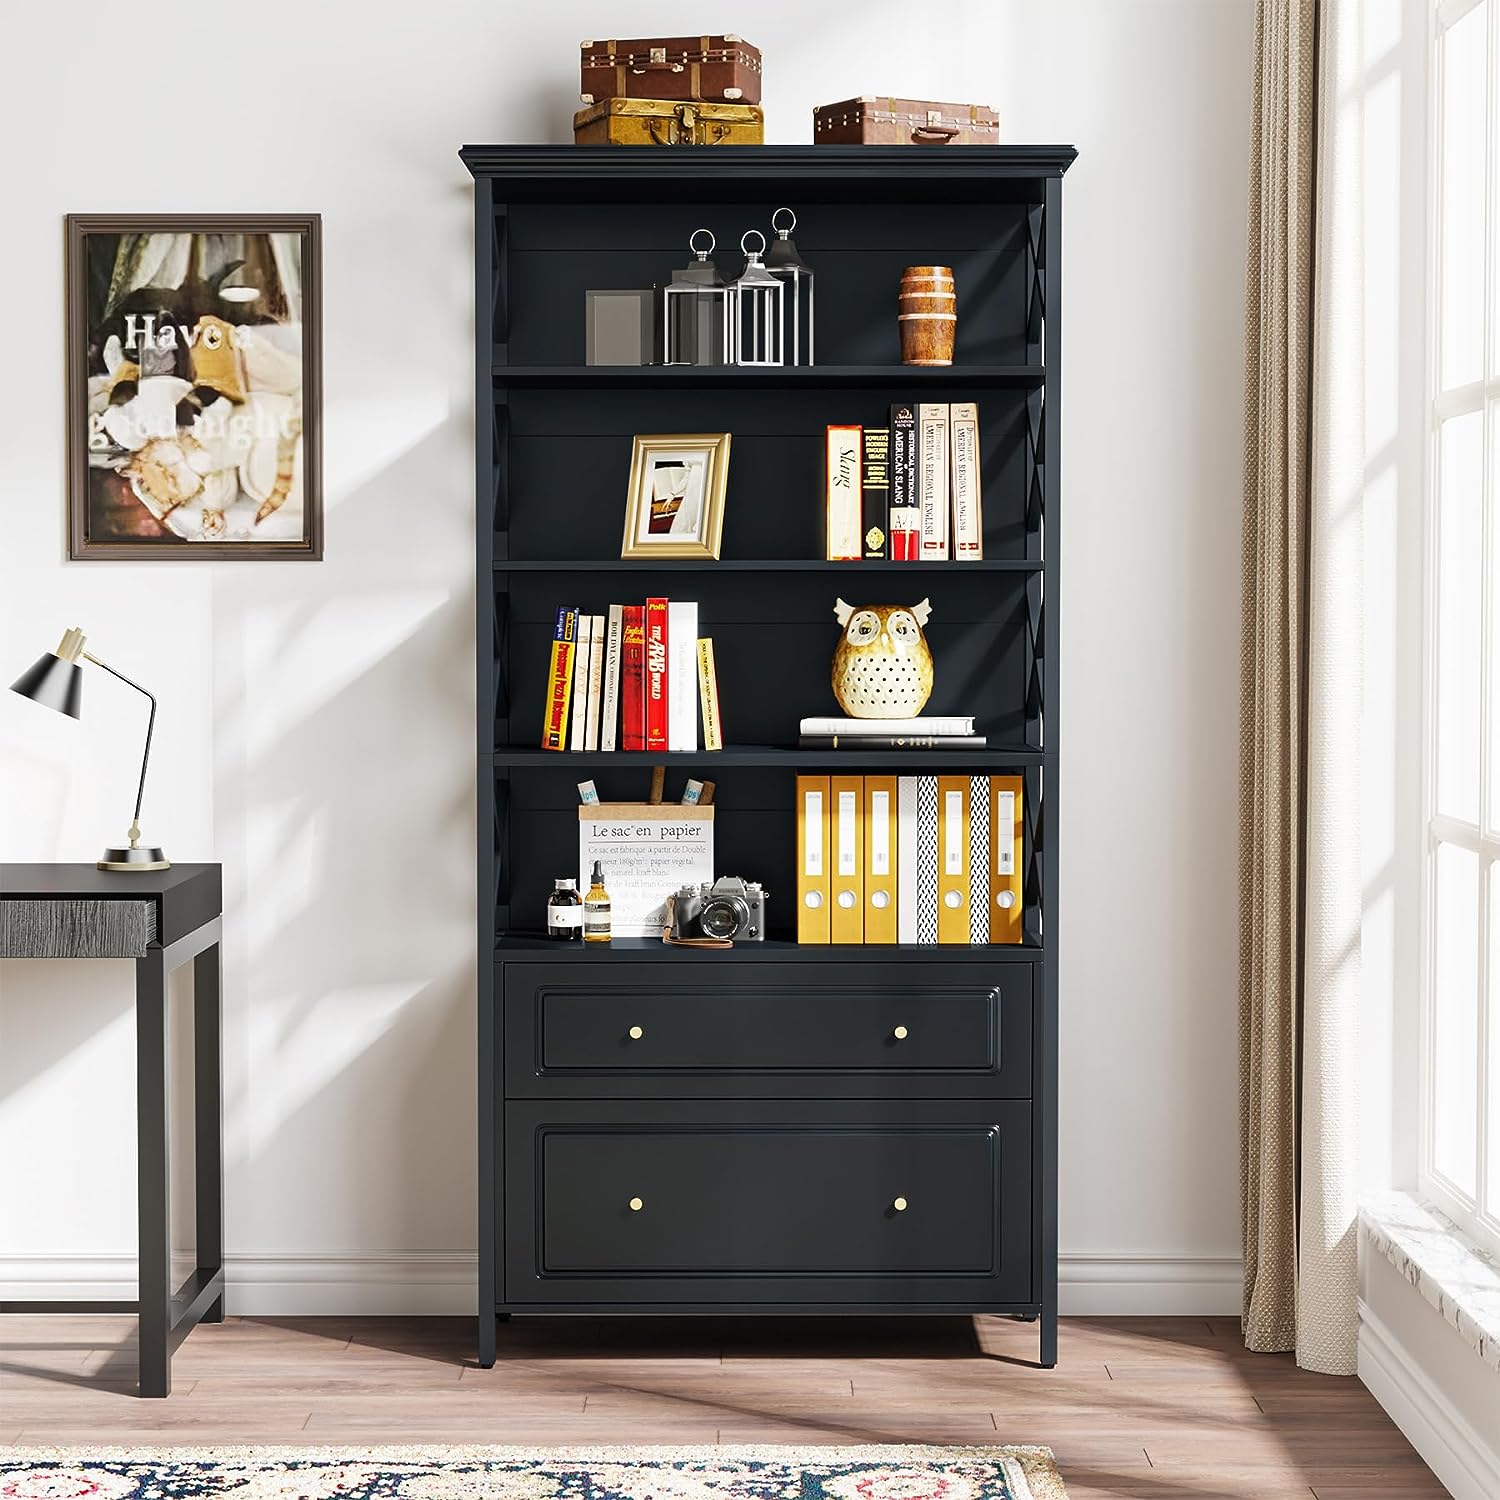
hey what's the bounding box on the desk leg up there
[195,940,225,1323]
[135,947,171,1398]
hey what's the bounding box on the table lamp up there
[9,627,169,871]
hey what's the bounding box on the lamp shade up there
[10,651,83,718]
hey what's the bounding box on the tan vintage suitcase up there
[581,35,763,105]
[813,97,1000,146]
[573,98,765,146]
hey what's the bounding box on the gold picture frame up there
[622,432,731,560]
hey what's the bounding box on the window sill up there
[1361,1192,1500,1375]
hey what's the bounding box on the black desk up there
[0,863,223,1397]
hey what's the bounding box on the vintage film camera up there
[671,876,768,942]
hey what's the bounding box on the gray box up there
[586,289,656,365]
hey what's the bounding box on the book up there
[583,614,605,750]
[620,605,646,751]
[569,613,594,752]
[951,401,984,560]
[644,597,669,752]
[917,402,950,560]
[824,424,862,560]
[541,606,578,751]
[799,715,976,737]
[889,403,918,561]
[861,426,889,559]
[598,605,624,752]
[798,733,988,750]
[667,600,698,751]
[697,637,724,751]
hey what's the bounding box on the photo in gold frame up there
[621,433,731,560]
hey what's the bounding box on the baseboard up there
[0,1251,1242,1318]
[1358,1299,1500,1500]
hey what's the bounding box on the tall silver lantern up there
[764,207,815,365]
[660,229,729,366]
[729,230,785,367]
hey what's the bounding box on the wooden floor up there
[0,1313,1446,1499]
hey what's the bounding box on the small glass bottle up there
[547,878,582,941]
[584,860,612,944]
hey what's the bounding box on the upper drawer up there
[501,961,1032,1099]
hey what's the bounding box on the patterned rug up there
[0,1445,1066,1500]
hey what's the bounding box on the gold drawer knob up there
[893,1196,909,1212]
[628,1025,644,1040]
[628,1196,644,1212]
[892,1025,909,1040]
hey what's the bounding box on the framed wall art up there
[66,214,323,559]
[620,432,731,560]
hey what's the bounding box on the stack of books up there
[795,773,1024,945]
[825,401,983,562]
[798,715,985,751]
[543,600,723,753]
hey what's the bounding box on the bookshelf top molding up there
[459,144,1078,199]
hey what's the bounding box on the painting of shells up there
[66,215,322,559]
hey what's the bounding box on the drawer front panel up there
[503,1100,1032,1306]
[503,961,1032,1098]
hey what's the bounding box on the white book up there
[800,715,976,737]
[569,614,593,752]
[583,614,605,751]
[951,401,984,560]
[598,605,624,752]
[917,403,950,561]
[897,775,919,943]
[667,601,698,751]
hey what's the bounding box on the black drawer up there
[502,961,1032,1099]
[503,1099,1033,1307]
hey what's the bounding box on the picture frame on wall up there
[621,432,731,560]
[65,213,323,560]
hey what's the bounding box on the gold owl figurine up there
[832,598,935,718]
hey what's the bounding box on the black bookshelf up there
[463,144,1073,1368]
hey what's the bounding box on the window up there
[1424,0,1500,1254]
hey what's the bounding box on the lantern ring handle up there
[689,228,716,257]
[772,207,797,235]
[741,228,767,257]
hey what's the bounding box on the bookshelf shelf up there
[490,362,1045,389]
[466,144,1070,1367]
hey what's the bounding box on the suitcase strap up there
[647,103,735,146]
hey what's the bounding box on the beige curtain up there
[1239,0,1360,1377]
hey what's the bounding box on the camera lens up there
[701,896,748,939]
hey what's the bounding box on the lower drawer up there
[503,1100,1032,1307]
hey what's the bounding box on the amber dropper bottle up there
[584,860,611,944]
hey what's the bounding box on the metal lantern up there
[660,229,730,366]
[729,229,785,367]
[764,207,815,365]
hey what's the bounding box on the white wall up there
[0,0,1254,1313]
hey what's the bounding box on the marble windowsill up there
[1360,1191,1500,1374]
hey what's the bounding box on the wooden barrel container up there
[898,265,957,366]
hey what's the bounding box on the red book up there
[644,597,669,752]
[620,605,646,751]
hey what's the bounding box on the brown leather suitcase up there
[581,36,763,105]
[813,97,1000,146]
[573,98,765,146]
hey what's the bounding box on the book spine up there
[697,637,723,751]
[620,605,646,751]
[541,606,578,751]
[598,605,624,752]
[951,401,984,560]
[799,716,976,736]
[644,597,669,751]
[918,402,950,560]
[824,424,863,560]
[667,601,698,751]
[797,733,988,750]
[888,403,918,561]
[861,425,889,559]
[584,614,605,750]
[569,613,593,752]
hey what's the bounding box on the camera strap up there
[660,894,734,949]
